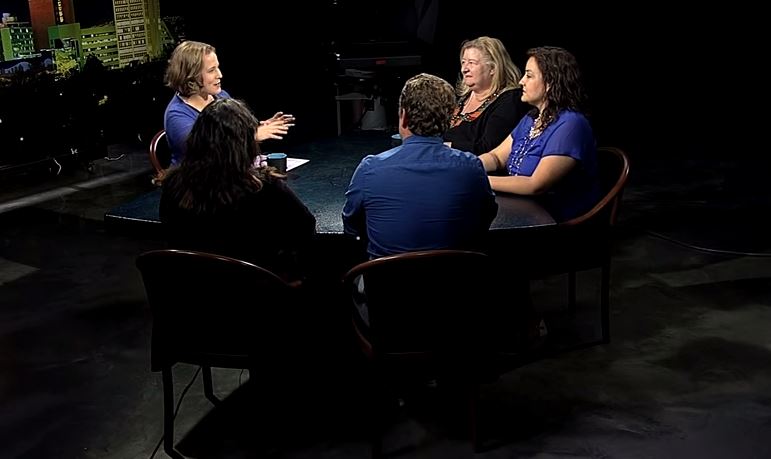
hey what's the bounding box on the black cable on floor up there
[148,366,202,459]
[644,229,771,257]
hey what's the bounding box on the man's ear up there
[399,108,408,129]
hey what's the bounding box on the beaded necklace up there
[450,91,499,127]
[507,115,544,175]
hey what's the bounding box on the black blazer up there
[444,88,530,156]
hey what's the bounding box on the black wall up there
[3,1,765,171]
[178,1,766,159]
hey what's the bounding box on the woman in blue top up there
[163,41,294,166]
[478,46,598,221]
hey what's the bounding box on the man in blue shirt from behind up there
[343,73,498,259]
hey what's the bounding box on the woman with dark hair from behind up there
[478,46,599,221]
[160,98,316,283]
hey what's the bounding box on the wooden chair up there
[148,129,170,185]
[343,250,505,457]
[136,249,298,458]
[539,146,631,344]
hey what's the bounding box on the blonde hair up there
[164,41,216,97]
[456,36,521,98]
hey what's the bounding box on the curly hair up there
[399,73,456,137]
[164,41,216,97]
[163,99,271,214]
[456,36,522,98]
[526,46,588,128]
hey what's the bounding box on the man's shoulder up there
[358,146,401,167]
[446,147,485,169]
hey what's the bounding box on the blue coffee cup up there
[266,153,288,173]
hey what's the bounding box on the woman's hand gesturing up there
[256,112,295,141]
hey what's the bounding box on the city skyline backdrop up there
[1,1,766,162]
[1,0,183,25]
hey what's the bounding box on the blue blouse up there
[505,110,599,221]
[164,89,232,166]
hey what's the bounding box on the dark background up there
[1,0,766,164]
[175,1,767,160]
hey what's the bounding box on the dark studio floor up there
[1,133,771,459]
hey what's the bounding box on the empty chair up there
[136,249,299,458]
[343,249,510,456]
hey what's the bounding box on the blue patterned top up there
[506,110,599,221]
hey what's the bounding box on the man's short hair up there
[399,73,456,137]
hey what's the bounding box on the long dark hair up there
[527,46,588,128]
[163,98,271,214]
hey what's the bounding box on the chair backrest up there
[561,146,630,228]
[343,250,499,366]
[136,249,295,370]
[148,129,170,180]
[533,146,629,275]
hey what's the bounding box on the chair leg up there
[371,428,383,459]
[370,389,384,459]
[365,394,384,459]
[467,383,481,453]
[202,366,219,405]
[600,263,611,344]
[568,271,577,313]
[162,367,177,458]
[249,367,258,383]
[366,367,385,459]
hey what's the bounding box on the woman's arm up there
[165,109,197,165]
[489,155,576,195]
[256,123,289,141]
[255,112,295,141]
[261,112,295,126]
[478,135,513,172]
